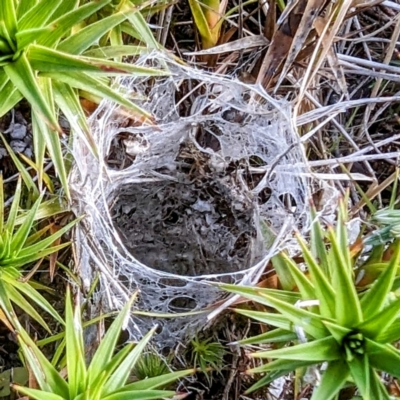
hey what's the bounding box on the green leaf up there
[29,45,119,73]
[221,283,301,305]
[0,367,28,397]
[4,176,22,235]
[40,0,112,48]
[310,205,330,276]
[245,369,295,393]
[29,75,69,196]
[7,277,63,325]
[0,174,3,232]
[18,0,62,31]
[11,386,65,400]
[252,336,341,361]
[0,79,23,119]
[0,279,18,320]
[0,70,9,89]
[42,70,152,119]
[297,233,335,318]
[322,320,351,343]
[91,343,135,390]
[234,309,294,331]
[65,288,87,398]
[15,217,80,260]
[369,369,391,400]
[0,0,17,37]
[0,230,11,260]
[29,44,167,76]
[1,243,70,268]
[17,0,38,19]
[223,285,327,338]
[252,292,329,339]
[328,226,362,327]
[357,295,400,339]
[4,53,60,132]
[0,21,16,54]
[10,193,44,254]
[15,197,69,226]
[375,317,400,343]
[87,293,138,386]
[104,328,156,395]
[366,339,400,379]
[271,252,296,291]
[123,1,160,49]
[3,280,51,332]
[115,369,194,392]
[348,354,370,399]
[15,27,51,50]
[48,0,79,22]
[310,360,349,400]
[58,6,141,55]
[83,45,148,59]
[16,326,69,397]
[31,106,50,191]
[238,328,297,345]
[361,240,400,317]
[188,0,213,46]
[36,75,69,187]
[52,80,98,158]
[250,357,316,374]
[280,251,316,301]
[246,358,316,392]
[102,390,178,400]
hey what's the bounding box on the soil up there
[111,140,261,277]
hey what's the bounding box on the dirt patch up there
[111,141,261,277]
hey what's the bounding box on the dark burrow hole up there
[278,192,297,211]
[110,178,264,277]
[169,296,197,311]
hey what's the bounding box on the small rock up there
[15,111,27,125]
[192,199,211,212]
[122,204,135,214]
[10,140,26,153]
[10,123,26,139]
[59,118,70,130]
[0,148,8,159]
[24,147,33,158]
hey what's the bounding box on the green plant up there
[133,351,170,381]
[190,336,226,385]
[83,0,162,52]
[188,0,226,49]
[0,174,78,331]
[0,0,168,197]
[13,288,194,400]
[369,207,400,243]
[223,199,400,399]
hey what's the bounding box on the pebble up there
[10,140,26,153]
[0,148,8,159]
[10,123,27,139]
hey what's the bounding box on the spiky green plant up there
[133,351,170,381]
[223,199,400,399]
[13,288,193,400]
[0,174,78,331]
[190,336,225,385]
[369,207,400,243]
[0,0,168,197]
